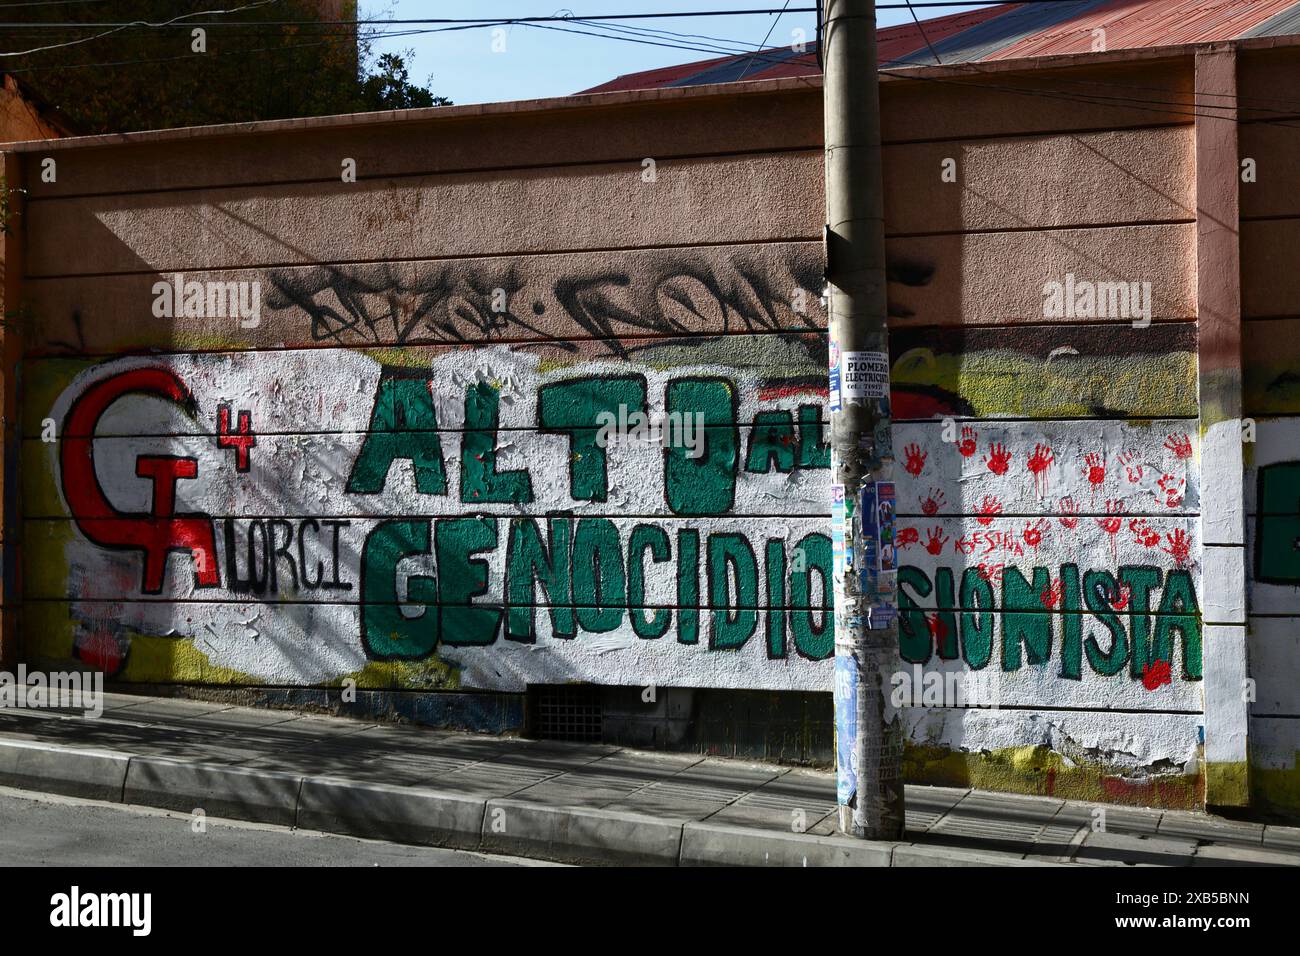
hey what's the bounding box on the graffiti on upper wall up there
[264,248,827,353]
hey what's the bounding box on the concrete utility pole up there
[823,0,905,839]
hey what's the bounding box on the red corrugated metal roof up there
[579,0,1300,94]
[582,3,1013,93]
[987,0,1299,59]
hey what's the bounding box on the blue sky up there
[368,2,998,105]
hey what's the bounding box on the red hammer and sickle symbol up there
[60,367,219,594]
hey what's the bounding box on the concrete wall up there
[3,45,1291,812]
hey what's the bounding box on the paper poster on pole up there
[842,350,889,400]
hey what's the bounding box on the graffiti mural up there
[25,312,1202,701]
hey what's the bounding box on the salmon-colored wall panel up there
[887,223,1195,325]
[19,89,824,200]
[881,61,1194,142]
[1239,122,1300,220]
[24,153,823,278]
[1242,220,1300,319]
[883,126,1195,235]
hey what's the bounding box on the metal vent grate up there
[531,684,603,742]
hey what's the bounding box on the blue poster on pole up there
[835,654,857,804]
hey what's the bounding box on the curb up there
[0,737,1065,867]
[297,777,486,851]
[480,799,684,866]
[680,821,898,867]
[0,737,129,802]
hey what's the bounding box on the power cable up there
[0,0,282,58]
[738,0,792,81]
[905,0,943,65]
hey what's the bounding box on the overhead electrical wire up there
[6,3,1300,126]
[737,0,793,81]
[0,0,281,57]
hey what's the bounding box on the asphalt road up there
[0,786,553,867]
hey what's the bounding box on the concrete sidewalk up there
[0,691,1297,867]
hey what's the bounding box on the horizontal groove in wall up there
[19,318,1197,365]
[880,120,1193,147]
[16,596,1201,618]
[16,410,1205,439]
[20,235,824,283]
[9,676,1206,717]
[19,509,1203,521]
[14,416,1204,438]
[21,325,829,363]
[18,118,1197,205]
[20,144,825,205]
[886,218,1196,240]
[22,235,824,283]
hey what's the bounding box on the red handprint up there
[903,444,927,477]
[1117,450,1144,485]
[984,442,1011,475]
[924,527,948,556]
[957,426,978,458]
[925,613,949,642]
[1157,474,1185,508]
[1022,518,1049,550]
[1164,433,1192,460]
[978,563,1005,586]
[897,527,920,549]
[1040,576,1064,609]
[1057,496,1080,529]
[920,488,946,517]
[1097,500,1125,561]
[1027,443,1055,496]
[1160,528,1191,567]
[1082,452,1106,487]
[1129,518,1160,548]
[1096,499,1126,535]
[1142,660,1172,690]
[975,495,1003,526]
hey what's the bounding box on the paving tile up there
[1192,843,1300,866]
[1053,801,1164,835]
[904,785,970,833]
[806,809,843,836]
[929,813,1043,849]
[603,782,735,821]
[502,780,639,810]
[708,780,838,833]
[174,708,300,730]
[1075,830,1197,866]
[97,699,235,722]
[431,761,562,797]
[956,790,1064,822]
[1157,812,1264,846]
